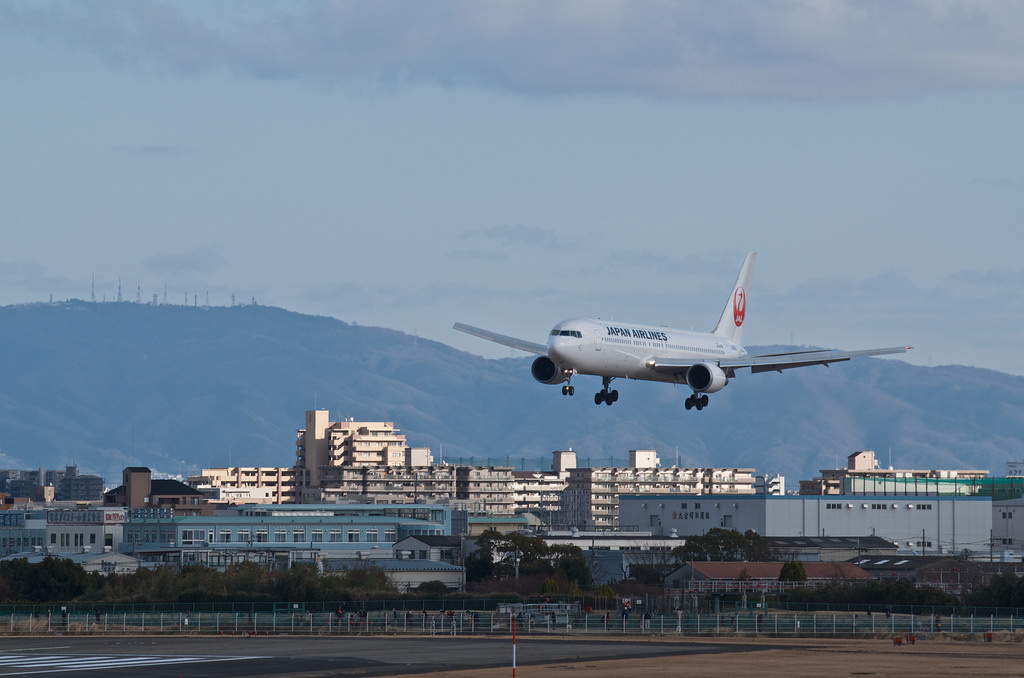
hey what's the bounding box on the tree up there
[671,528,772,563]
[779,560,807,582]
[416,580,451,596]
[540,578,560,595]
[551,544,592,588]
[469,531,592,586]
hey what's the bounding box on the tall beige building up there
[295,410,433,492]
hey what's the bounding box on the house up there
[1,548,139,574]
[324,557,464,592]
[850,555,984,597]
[666,560,873,594]
[767,536,898,562]
[103,467,213,516]
[392,535,464,564]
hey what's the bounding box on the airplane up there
[453,252,911,411]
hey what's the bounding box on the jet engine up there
[531,356,569,385]
[686,362,728,393]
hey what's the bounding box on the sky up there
[2,1,1024,374]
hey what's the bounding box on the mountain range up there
[1,300,1022,488]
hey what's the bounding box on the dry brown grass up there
[385,636,1024,678]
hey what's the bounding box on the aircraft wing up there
[646,346,911,375]
[452,322,548,356]
[721,346,912,374]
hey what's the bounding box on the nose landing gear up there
[561,384,575,396]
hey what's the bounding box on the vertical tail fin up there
[712,252,756,344]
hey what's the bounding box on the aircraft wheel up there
[610,389,619,403]
[684,397,693,410]
[567,385,575,396]
[700,394,709,407]
[594,392,603,405]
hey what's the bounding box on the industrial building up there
[120,503,452,569]
[618,494,992,557]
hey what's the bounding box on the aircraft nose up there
[547,340,565,362]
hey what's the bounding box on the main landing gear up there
[595,377,618,406]
[685,393,710,411]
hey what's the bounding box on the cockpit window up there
[551,329,582,338]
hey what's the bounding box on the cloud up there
[114,144,182,156]
[145,247,225,275]
[8,1,1024,100]
[0,260,47,279]
[457,224,565,248]
[971,176,1019,189]
[448,249,508,262]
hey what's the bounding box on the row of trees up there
[5,528,1022,609]
[465,530,590,588]
[0,558,399,604]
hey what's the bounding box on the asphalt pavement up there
[0,635,743,677]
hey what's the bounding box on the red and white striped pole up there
[512,614,517,678]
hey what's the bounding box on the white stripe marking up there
[0,653,261,676]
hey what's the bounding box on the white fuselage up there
[546,318,746,384]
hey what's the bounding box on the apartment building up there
[456,466,515,515]
[511,450,578,523]
[295,411,433,494]
[316,465,458,505]
[561,453,756,530]
[188,466,298,504]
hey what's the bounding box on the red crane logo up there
[733,287,746,327]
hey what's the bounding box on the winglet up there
[712,252,756,343]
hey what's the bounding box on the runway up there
[0,635,738,677]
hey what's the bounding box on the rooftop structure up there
[799,450,989,495]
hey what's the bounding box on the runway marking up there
[0,653,262,675]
